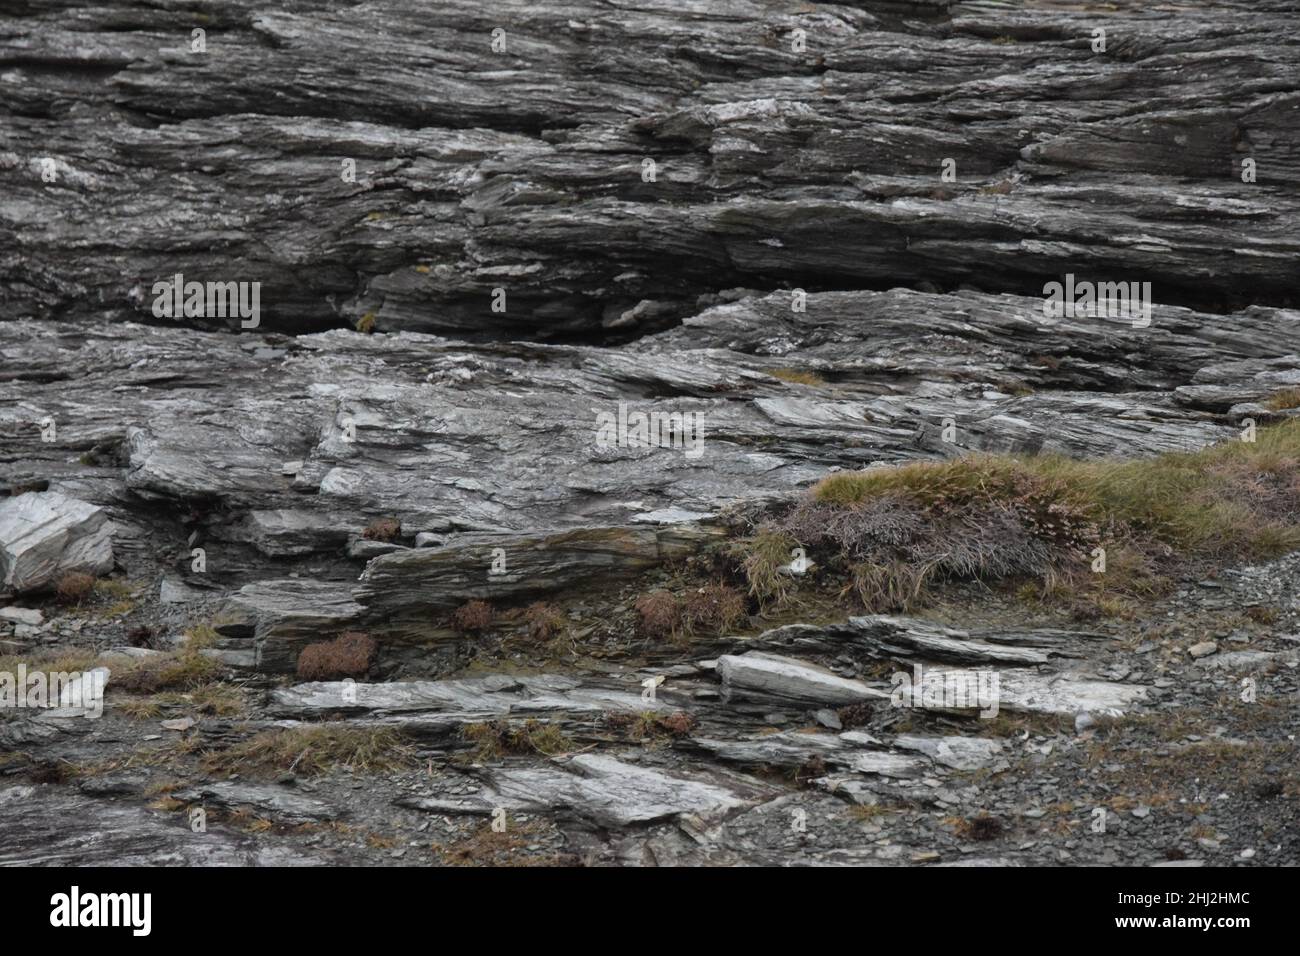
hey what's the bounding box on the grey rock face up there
[0,492,113,594]
[2,1,1297,332]
[357,524,725,625]
[1,0,1298,871]
[3,284,1296,617]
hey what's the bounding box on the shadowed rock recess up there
[1,0,1298,868]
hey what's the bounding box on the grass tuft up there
[202,724,413,777]
[461,719,574,762]
[791,422,1300,610]
[1265,387,1300,411]
[728,529,798,607]
[112,648,221,695]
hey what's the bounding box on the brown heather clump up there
[681,582,747,635]
[523,602,567,641]
[956,814,1004,842]
[814,422,1300,562]
[54,571,97,603]
[362,517,401,541]
[771,492,1056,613]
[451,599,494,633]
[634,590,681,639]
[656,711,697,736]
[836,701,876,729]
[296,631,377,681]
[522,600,564,639]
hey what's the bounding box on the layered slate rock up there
[212,580,363,671]
[5,284,1298,624]
[693,730,930,777]
[268,673,683,722]
[2,0,1297,332]
[891,735,1006,772]
[726,616,1148,718]
[356,525,727,624]
[0,785,331,866]
[1,0,1298,868]
[172,782,345,825]
[400,753,769,827]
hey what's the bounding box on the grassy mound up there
[737,421,1300,615]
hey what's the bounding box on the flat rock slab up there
[0,606,43,626]
[1197,649,1299,670]
[356,524,724,623]
[241,509,354,558]
[0,492,113,594]
[270,673,680,719]
[892,734,1006,771]
[402,753,768,828]
[694,729,928,778]
[845,616,1056,665]
[174,783,343,825]
[717,652,888,706]
[905,668,1149,718]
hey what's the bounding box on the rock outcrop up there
[1,0,1297,870]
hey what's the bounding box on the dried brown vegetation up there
[202,725,413,777]
[362,517,401,541]
[634,590,681,640]
[681,582,747,635]
[53,571,96,603]
[523,601,567,641]
[461,719,574,761]
[731,422,1300,614]
[112,649,221,694]
[607,710,697,741]
[450,600,494,633]
[296,631,377,681]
